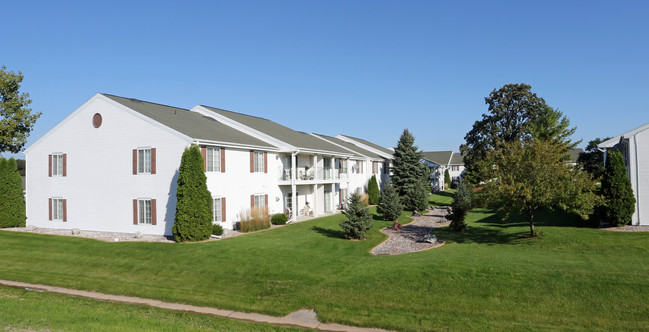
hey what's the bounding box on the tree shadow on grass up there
[435,224,519,245]
[312,226,346,239]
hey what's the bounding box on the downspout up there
[289,149,299,223]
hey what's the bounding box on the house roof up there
[449,152,464,165]
[567,148,584,163]
[598,121,649,148]
[421,151,453,165]
[338,135,394,156]
[200,105,353,155]
[102,94,274,148]
[311,133,385,159]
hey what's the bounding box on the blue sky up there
[3,0,648,158]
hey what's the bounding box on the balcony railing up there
[278,167,347,181]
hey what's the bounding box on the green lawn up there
[1,192,648,331]
[0,285,303,331]
[429,189,456,206]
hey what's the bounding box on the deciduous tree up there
[172,145,213,242]
[577,137,611,180]
[0,66,41,153]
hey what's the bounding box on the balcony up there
[278,167,348,183]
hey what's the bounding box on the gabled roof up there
[567,148,584,163]
[103,94,274,149]
[449,152,464,165]
[421,151,453,165]
[200,105,353,155]
[311,133,385,159]
[338,134,394,156]
[599,121,649,148]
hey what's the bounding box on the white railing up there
[278,166,347,181]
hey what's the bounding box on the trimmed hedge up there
[212,224,224,236]
[0,158,26,228]
[271,213,288,225]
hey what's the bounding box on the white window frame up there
[253,151,265,173]
[340,159,348,174]
[253,194,265,208]
[138,199,152,224]
[213,197,222,222]
[52,153,64,176]
[206,147,221,172]
[52,198,64,220]
[137,148,151,174]
[372,161,379,174]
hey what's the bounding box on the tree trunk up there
[528,212,536,237]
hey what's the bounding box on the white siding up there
[26,96,191,235]
[633,131,649,225]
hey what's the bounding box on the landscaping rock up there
[413,211,422,217]
[134,231,143,239]
[421,234,437,244]
[71,228,80,235]
[391,221,403,230]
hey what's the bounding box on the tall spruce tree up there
[601,150,636,226]
[172,145,213,242]
[367,175,379,205]
[0,158,26,228]
[377,182,403,221]
[446,180,471,232]
[391,129,429,211]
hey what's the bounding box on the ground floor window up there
[213,197,226,222]
[138,199,152,224]
[254,194,266,208]
[50,198,66,221]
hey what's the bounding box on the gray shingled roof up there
[102,94,274,148]
[201,105,353,155]
[312,134,384,159]
[568,148,584,163]
[449,152,464,165]
[421,151,453,165]
[338,135,394,156]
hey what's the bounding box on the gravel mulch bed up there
[371,208,451,255]
[0,226,246,243]
[601,225,649,232]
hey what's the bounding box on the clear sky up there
[3,0,648,158]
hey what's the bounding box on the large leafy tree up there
[483,139,599,237]
[0,66,41,153]
[601,150,635,226]
[461,83,577,183]
[391,129,429,211]
[577,137,612,180]
[0,158,26,228]
[172,145,213,242]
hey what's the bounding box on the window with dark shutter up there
[221,148,226,173]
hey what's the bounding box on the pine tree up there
[0,158,26,228]
[172,146,213,242]
[447,180,471,232]
[367,175,379,205]
[340,193,373,239]
[391,129,429,211]
[601,150,636,226]
[377,182,403,221]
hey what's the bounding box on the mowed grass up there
[0,285,303,331]
[1,193,648,331]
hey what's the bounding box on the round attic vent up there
[92,113,102,128]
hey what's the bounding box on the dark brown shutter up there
[221,148,226,173]
[48,154,52,177]
[250,151,254,172]
[48,198,52,220]
[361,161,363,174]
[151,148,156,174]
[62,154,67,177]
[339,189,342,204]
[250,194,254,208]
[151,199,157,225]
[132,149,137,174]
[201,146,207,172]
[265,194,268,207]
[221,197,226,222]
[133,199,138,224]
[264,152,268,173]
[338,159,341,173]
[62,199,67,222]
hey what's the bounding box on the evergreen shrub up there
[360,193,369,206]
[271,213,288,225]
[340,193,373,239]
[0,158,26,228]
[601,150,636,226]
[212,224,224,236]
[367,175,379,205]
[444,169,451,189]
[239,206,271,232]
[446,180,472,232]
[172,146,213,242]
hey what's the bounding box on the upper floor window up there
[451,165,460,172]
[49,153,67,177]
[372,161,379,174]
[338,159,348,174]
[206,147,221,172]
[251,151,267,173]
[133,148,156,174]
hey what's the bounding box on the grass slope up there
[0,194,648,331]
[0,285,303,331]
